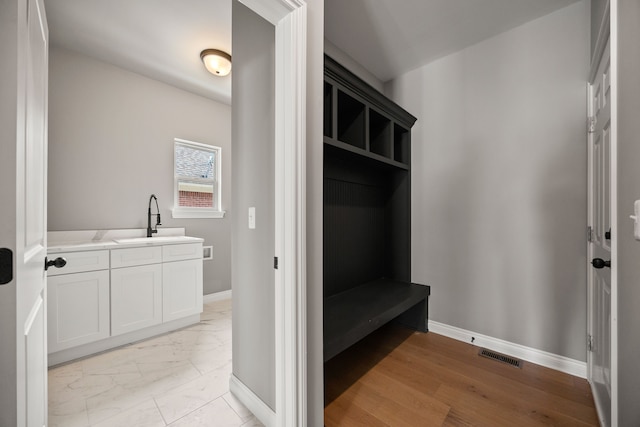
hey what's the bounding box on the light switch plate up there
[631,200,640,241]
[248,207,256,229]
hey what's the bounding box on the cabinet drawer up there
[111,246,162,268]
[162,243,203,262]
[47,250,109,276]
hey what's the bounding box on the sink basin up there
[113,236,193,244]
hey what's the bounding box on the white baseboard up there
[229,374,276,427]
[428,320,587,379]
[203,289,232,303]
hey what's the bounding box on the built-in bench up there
[323,279,430,361]
[322,55,428,364]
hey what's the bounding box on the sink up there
[113,236,192,244]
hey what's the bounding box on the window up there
[172,138,224,218]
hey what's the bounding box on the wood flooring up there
[324,323,599,426]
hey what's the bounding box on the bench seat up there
[323,279,430,361]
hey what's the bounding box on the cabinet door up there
[48,270,110,353]
[162,259,203,322]
[111,264,162,336]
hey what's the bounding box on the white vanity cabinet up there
[110,246,164,336]
[47,250,110,353]
[162,243,204,322]
[46,234,204,366]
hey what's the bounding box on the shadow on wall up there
[534,134,587,358]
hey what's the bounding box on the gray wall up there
[0,0,19,423]
[48,47,232,295]
[386,1,590,361]
[231,1,276,410]
[307,0,325,425]
[591,0,608,60]
[617,0,640,423]
[324,39,383,92]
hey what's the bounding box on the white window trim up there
[172,138,225,219]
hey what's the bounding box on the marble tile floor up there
[48,298,263,427]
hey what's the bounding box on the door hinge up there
[588,116,597,133]
[587,334,594,352]
[587,226,594,243]
[274,256,278,270]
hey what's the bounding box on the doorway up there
[1,0,307,425]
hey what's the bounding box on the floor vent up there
[478,348,523,368]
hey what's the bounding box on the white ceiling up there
[325,0,582,83]
[45,0,232,104]
[45,0,582,103]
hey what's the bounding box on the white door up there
[588,39,613,427]
[0,0,49,425]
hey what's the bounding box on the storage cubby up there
[337,90,366,149]
[323,82,333,138]
[323,55,429,364]
[369,109,392,158]
[394,124,410,164]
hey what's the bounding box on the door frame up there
[587,1,617,425]
[0,0,308,424]
[238,1,308,426]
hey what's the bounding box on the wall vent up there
[478,348,523,368]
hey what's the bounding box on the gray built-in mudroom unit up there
[322,55,431,364]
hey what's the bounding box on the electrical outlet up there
[203,246,213,260]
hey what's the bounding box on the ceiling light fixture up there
[200,49,232,77]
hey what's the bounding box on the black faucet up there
[147,194,162,237]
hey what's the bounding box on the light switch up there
[630,200,640,241]
[248,207,256,229]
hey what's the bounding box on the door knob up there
[591,258,611,269]
[45,257,67,271]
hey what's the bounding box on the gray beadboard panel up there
[385,170,410,283]
[324,177,386,297]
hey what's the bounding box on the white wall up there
[48,47,232,295]
[386,1,590,361]
[231,1,276,410]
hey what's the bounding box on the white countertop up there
[47,228,204,253]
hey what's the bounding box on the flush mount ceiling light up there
[200,49,232,76]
